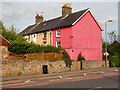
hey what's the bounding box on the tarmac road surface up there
[1,67,119,89]
[31,76,119,88]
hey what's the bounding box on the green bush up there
[107,41,120,55]
[103,41,120,67]
[109,53,120,67]
[62,51,72,68]
[78,53,85,61]
[8,41,61,54]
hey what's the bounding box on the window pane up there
[56,30,60,37]
[44,32,47,38]
[56,41,61,47]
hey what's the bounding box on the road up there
[31,76,119,88]
[1,68,119,89]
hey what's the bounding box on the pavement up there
[1,67,119,88]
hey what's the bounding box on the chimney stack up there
[62,3,72,17]
[35,14,44,24]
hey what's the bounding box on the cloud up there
[2,2,34,20]
[99,16,118,24]
[0,3,2,20]
[2,8,24,19]
[1,0,120,2]
[1,2,118,34]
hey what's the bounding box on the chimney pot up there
[62,3,72,17]
[35,14,44,24]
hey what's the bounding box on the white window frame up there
[56,30,60,37]
[30,35,33,42]
[56,41,61,48]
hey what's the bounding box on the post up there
[105,21,107,52]
[105,21,107,68]
[104,20,113,68]
[105,53,107,68]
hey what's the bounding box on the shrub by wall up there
[109,53,120,67]
[8,41,61,54]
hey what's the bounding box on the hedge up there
[8,41,61,54]
[109,53,120,67]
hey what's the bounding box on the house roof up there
[0,35,11,46]
[20,8,102,35]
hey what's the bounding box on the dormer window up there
[56,30,60,37]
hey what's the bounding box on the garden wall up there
[81,60,109,70]
[2,60,109,77]
[0,46,9,60]
[2,60,80,77]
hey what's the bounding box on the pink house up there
[20,4,102,61]
[52,10,102,60]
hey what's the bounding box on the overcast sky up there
[0,0,119,41]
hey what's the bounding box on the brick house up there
[0,35,11,60]
[20,4,102,60]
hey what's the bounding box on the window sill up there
[56,36,60,38]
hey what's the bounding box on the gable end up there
[72,9,103,31]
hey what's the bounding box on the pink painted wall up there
[52,27,72,48]
[70,11,102,60]
[52,11,102,61]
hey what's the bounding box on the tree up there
[107,41,120,67]
[0,21,26,43]
[0,21,17,41]
[107,41,120,55]
[118,35,120,43]
[108,31,117,43]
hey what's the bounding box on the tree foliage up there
[103,30,119,67]
[62,51,72,68]
[107,41,120,55]
[107,41,120,67]
[0,21,25,43]
[108,31,117,43]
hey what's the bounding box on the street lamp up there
[104,19,113,68]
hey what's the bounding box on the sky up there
[0,0,119,41]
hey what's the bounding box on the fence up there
[25,53,63,61]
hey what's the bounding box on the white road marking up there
[96,86,102,88]
[114,70,118,72]
[83,73,87,76]
[49,79,60,81]
[25,80,31,83]
[100,71,104,74]
[59,76,63,79]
